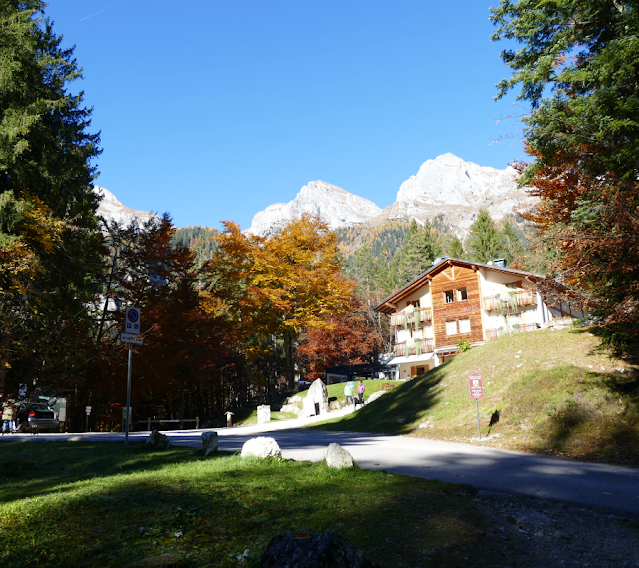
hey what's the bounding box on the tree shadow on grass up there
[519,368,639,466]
[0,446,534,568]
[310,366,447,434]
[0,441,231,504]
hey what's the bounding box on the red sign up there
[468,372,484,399]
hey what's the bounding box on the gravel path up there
[473,490,639,568]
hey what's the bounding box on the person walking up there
[357,380,365,405]
[344,381,353,407]
[2,401,16,434]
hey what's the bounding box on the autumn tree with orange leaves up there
[203,215,355,391]
[299,298,383,381]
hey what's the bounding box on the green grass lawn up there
[0,441,530,568]
[310,328,639,467]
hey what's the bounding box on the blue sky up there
[46,0,525,230]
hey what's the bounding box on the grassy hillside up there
[311,328,639,467]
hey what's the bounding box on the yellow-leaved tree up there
[203,215,354,391]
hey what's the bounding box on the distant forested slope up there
[172,226,219,266]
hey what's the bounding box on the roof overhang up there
[373,257,546,314]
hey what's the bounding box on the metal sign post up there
[468,372,485,439]
[85,405,92,432]
[122,307,142,445]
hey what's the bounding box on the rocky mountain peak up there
[93,186,157,226]
[246,180,382,236]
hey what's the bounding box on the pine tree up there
[466,209,504,263]
[397,220,442,285]
[501,221,525,266]
[448,235,465,259]
[0,1,103,388]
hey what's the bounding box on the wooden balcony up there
[391,308,432,327]
[393,339,434,357]
[483,290,537,312]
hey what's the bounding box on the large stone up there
[257,404,271,424]
[326,443,353,469]
[201,431,219,456]
[300,379,329,418]
[279,403,300,415]
[260,531,380,568]
[145,429,170,449]
[241,436,282,459]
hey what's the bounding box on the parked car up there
[15,402,59,433]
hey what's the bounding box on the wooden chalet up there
[374,257,584,379]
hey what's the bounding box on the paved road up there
[5,414,639,518]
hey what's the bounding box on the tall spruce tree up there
[397,220,442,285]
[492,0,639,352]
[448,235,465,259]
[466,209,504,263]
[501,221,525,266]
[0,1,103,389]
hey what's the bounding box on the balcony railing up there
[391,308,432,327]
[485,323,539,342]
[483,290,537,312]
[393,339,434,357]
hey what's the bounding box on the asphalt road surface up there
[6,413,639,519]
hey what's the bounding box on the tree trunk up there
[283,330,300,393]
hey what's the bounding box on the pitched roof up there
[373,257,546,314]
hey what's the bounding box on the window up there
[406,300,419,308]
[506,282,517,290]
[444,290,455,304]
[456,287,468,301]
[446,320,457,335]
[459,318,471,333]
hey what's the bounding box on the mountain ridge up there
[246,153,533,238]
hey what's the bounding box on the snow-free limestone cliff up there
[246,154,532,238]
[93,186,157,226]
[246,180,382,237]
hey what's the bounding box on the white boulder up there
[301,379,329,418]
[326,443,354,469]
[241,436,282,459]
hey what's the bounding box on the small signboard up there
[85,405,92,415]
[18,383,27,397]
[121,333,143,345]
[125,306,141,335]
[468,372,484,399]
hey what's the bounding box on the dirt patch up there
[473,490,639,567]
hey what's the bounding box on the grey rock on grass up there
[326,443,353,469]
[241,436,282,459]
[261,531,380,568]
[201,431,218,456]
[145,429,170,450]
